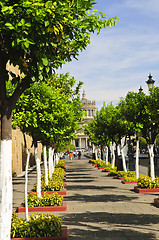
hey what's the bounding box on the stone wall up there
[12,128,42,176]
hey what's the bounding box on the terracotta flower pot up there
[18,201,67,213]
[134,186,159,193]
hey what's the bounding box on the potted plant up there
[134,175,159,193]
[18,192,67,212]
[11,213,68,240]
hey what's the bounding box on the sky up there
[57,0,159,109]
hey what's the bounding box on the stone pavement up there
[13,156,159,240]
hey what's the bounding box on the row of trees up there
[85,87,159,180]
[0,0,119,238]
[9,72,83,221]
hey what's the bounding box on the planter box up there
[92,164,97,167]
[121,180,138,184]
[30,188,67,196]
[134,186,159,193]
[154,198,159,207]
[11,226,68,240]
[102,169,110,172]
[113,176,125,179]
[18,201,67,213]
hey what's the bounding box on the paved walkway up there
[13,156,159,240]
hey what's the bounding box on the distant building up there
[73,90,96,149]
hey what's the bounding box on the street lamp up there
[138,86,143,93]
[146,73,155,91]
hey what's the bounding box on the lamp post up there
[138,86,143,93]
[146,73,155,91]
[146,73,156,179]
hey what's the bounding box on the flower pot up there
[18,201,67,213]
[121,180,138,184]
[102,169,110,172]
[134,186,159,193]
[113,176,124,179]
[98,167,105,170]
[11,226,68,240]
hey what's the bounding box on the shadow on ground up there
[65,193,139,203]
[59,211,159,240]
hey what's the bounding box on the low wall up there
[12,128,42,176]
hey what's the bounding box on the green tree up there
[0,1,119,237]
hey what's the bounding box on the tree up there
[0,1,119,238]
[12,74,83,220]
[119,91,148,178]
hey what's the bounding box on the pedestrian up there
[73,150,76,158]
[69,151,73,160]
[78,150,81,159]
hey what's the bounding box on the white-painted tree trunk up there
[48,147,54,178]
[43,145,48,185]
[0,140,12,240]
[148,144,155,180]
[111,143,116,168]
[35,146,41,198]
[92,144,95,153]
[55,153,59,165]
[25,149,31,222]
[52,148,55,171]
[105,146,109,165]
[135,139,140,179]
[95,149,98,160]
[121,147,127,172]
[121,139,127,172]
[117,145,121,156]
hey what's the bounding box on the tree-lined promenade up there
[0,0,119,239]
[85,86,159,182]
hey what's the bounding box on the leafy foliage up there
[137,175,159,189]
[11,213,62,238]
[24,192,63,207]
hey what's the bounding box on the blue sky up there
[57,0,159,109]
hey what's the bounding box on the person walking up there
[69,151,73,160]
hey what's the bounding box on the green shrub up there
[104,163,117,171]
[124,176,138,182]
[117,171,127,177]
[33,180,64,192]
[11,213,62,238]
[109,169,118,176]
[55,159,65,169]
[24,192,63,207]
[137,175,159,189]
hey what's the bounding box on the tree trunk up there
[105,146,109,164]
[121,147,127,172]
[34,141,41,198]
[117,144,121,156]
[25,149,31,222]
[95,149,98,160]
[48,147,54,178]
[43,145,48,185]
[55,153,59,165]
[0,113,12,240]
[148,144,155,180]
[135,138,140,179]
[100,145,103,160]
[111,143,116,168]
[121,139,127,172]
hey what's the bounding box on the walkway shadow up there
[67,185,118,191]
[65,193,139,203]
[59,211,159,240]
